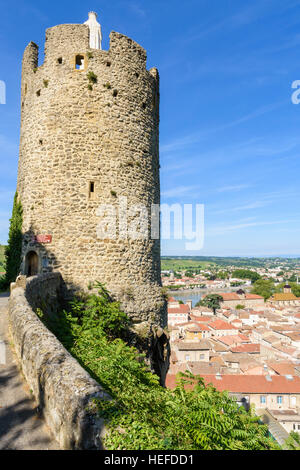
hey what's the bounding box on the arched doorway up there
[25,251,39,277]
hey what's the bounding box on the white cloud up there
[217,184,251,193]
[160,100,287,154]
[161,185,201,198]
[207,219,298,236]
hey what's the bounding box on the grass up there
[161,258,215,271]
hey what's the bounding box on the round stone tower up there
[17,14,169,381]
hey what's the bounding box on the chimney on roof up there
[216,372,222,380]
[186,300,192,312]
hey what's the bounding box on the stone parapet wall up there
[8,273,110,450]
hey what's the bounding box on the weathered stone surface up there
[8,274,111,450]
[17,18,169,383]
[17,21,167,333]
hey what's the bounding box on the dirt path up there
[0,293,60,450]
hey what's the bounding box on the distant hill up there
[0,245,6,273]
[161,256,300,270]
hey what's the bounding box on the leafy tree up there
[232,269,261,284]
[291,284,300,298]
[251,279,275,301]
[196,294,223,315]
[276,282,300,298]
[185,271,194,278]
[283,431,300,450]
[236,304,245,310]
[217,271,229,280]
[1,192,23,289]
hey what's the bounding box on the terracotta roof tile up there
[208,320,238,331]
[230,344,260,353]
[168,305,190,314]
[166,374,300,393]
[177,340,211,351]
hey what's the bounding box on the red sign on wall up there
[35,235,52,244]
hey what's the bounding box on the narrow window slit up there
[89,181,95,199]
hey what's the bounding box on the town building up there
[217,291,264,309]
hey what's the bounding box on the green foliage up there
[87,71,98,84]
[290,283,300,297]
[0,276,7,292]
[251,279,275,301]
[276,282,300,298]
[236,304,245,310]
[217,271,229,280]
[3,192,23,287]
[40,283,279,451]
[161,258,214,271]
[103,82,112,89]
[197,294,223,315]
[43,79,49,88]
[184,271,194,278]
[232,269,261,284]
[0,245,5,272]
[283,431,300,450]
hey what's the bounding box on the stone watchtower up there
[17,13,169,382]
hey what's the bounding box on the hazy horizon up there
[1,0,300,257]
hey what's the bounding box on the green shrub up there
[41,282,280,451]
[236,304,245,310]
[87,71,98,84]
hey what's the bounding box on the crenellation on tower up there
[44,24,90,63]
[109,31,147,68]
[22,41,39,74]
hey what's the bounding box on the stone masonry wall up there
[17,23,166,336]
[8,273,111,450]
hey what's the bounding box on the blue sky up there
[1,0,300,257]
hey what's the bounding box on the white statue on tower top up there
[84,11,102,50]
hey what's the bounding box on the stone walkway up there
[0,293,60,450]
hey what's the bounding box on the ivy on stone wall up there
[4,192,23,285]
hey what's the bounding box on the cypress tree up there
[4,192,23,285]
